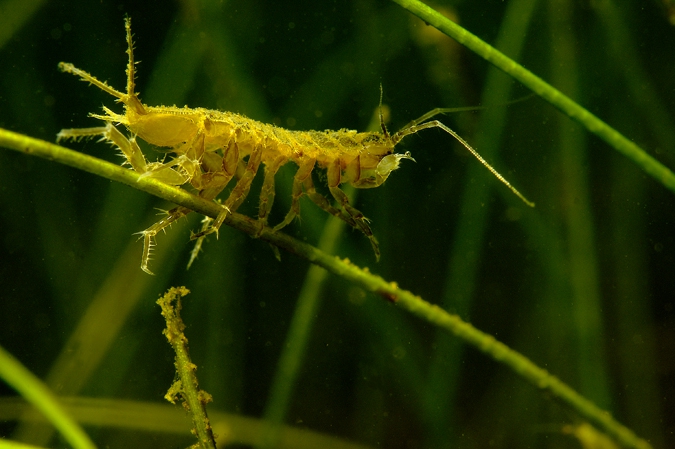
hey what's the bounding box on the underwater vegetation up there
[0,0,674,448]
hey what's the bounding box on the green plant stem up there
[389,0,675,195]
[258,189,350,449]
[425,0,540,444]
[157,287,217,449]
[259,106,379,449]
[0,344,96,449]
[0,396,375,449]
[0,129,652,449]
[550,0,611,409]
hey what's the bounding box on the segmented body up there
[120,104,396,177]
[57,18,532,274]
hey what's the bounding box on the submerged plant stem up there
[389,0,675,196]
[0,345,95,449]
[157,287,216,449]
[0,128,652,449]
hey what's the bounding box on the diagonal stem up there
[0,128,652,449]
[389,0,675,194]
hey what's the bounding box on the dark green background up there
[0,0,673,447]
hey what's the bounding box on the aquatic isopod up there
[57,18,533,274]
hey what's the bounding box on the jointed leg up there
[256,155,287,235]
[303,175,358,229]
[185,141,241,266]
[303,173,381,258]
[58,123,148,174]
[193,140,239,198]
[58,123,191,186]
[141,162,239,274]
[186,216,213,270]
[328,186,380,260]
[140,128,207,186]
[326,158,379,259]
[191,144,263,239]
[138,206,192,275]
[273,159,316,232]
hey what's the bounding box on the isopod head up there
[351,151,416,189]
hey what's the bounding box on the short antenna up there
[379,84,390,138]
[124,17,137,99]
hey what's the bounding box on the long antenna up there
[393,120,535,207]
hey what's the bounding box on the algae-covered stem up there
[157,287,217,449]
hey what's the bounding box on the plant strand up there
[389,0,675,195]
[0,128,652,449]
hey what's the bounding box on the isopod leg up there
[302,176,358,229]
[138,206,192,275]
[184,177,230,268]
[328,186,380,261]
[256,155,287,235]
[140,128,206,186]
[326,158,380,260]
[57,123,148,173]
[191,143,263,239]
[186,216,213,270]
[185,141,240,265]
[273,159,316,232]
[195,140,239,198]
